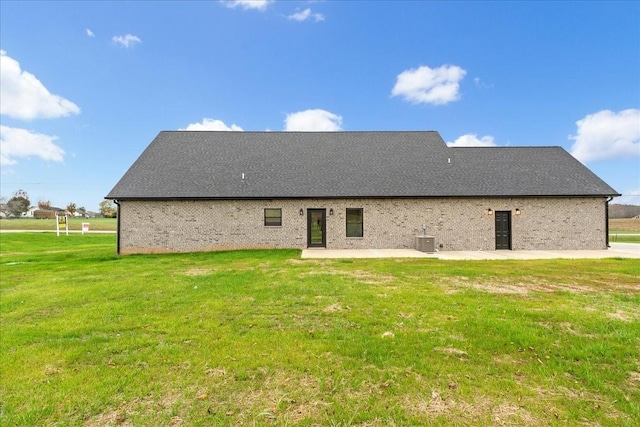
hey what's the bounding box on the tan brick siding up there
[117,197,607,254]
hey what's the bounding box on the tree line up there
[0,189,117,218]
[609,204,640,219]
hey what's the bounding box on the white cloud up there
[0,51,81,121]
[180,118,244,131]
[569,109,640,163]
[284,109,343,131]
[112,34,142,48]
[473,76,492,88]
[288,8,324,22]
[447,134,497,147]
[391,64,467,105]
[289,9,310,21]
[86,28,95,37]
[223,0,271,11]
[0,125,65,165]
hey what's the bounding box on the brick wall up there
[117,197,607,254]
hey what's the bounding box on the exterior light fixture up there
[299,208,304,216]
[515,208,521,215]
[329,208,334,215]
[487,208,493,215]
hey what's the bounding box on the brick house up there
[106,131,619,254]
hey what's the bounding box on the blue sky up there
[1,0,639,211]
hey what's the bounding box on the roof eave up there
[107,193,621,201]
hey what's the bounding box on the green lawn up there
[0,217,116,231]
[1,234,639,426]
[609,233,640,244]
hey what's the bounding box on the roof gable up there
[107,131,619,199]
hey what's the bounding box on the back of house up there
[107,131,619,254]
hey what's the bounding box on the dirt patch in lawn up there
[531,385,629,424]
[558,322,597,338]
[605,310,636,322]
[470,283,531,295]
[323,303,343,313]
[404,392,540,425]
[211,370,327,424]
[84,392,184,427]
[300,269,395,285]
[184,267,212,276]
[85,409,132,427]
[286,258,332,266]
[434,347,468,356]
[445,276,640,295]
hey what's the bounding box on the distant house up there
[24,206,66,219]
[33,210,56,219]
[107,131,619,255]
[22,206,39,218]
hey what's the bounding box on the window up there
[346,208,363,237]
[264,208,282,226]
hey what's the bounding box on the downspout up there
[114,200,121,255]
[605,196,613,248]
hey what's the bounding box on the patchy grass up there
[610,218,640,233]
[1,233,639,426]
[0,217,116,231]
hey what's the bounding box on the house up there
[106,131,619,255]
[22,206,39,218]
[23,206,66,219]
[33,209,56,219]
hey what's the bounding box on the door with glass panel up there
[307,209,326,248]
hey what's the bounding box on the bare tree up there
[38,200,51,210]
[67,202,77,215]
[0,196,11,218]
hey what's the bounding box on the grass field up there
[609,218,640,243]
[609,235,640,243]
[610,218,640,233]
[0,217,117,232]
[1,233,639,425]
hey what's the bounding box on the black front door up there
[495,211,512,250]
[307,209,326,248]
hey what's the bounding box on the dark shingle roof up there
[106,131,619,199]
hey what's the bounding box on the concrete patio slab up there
[301,243,640,260]
[301,248,437,259]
